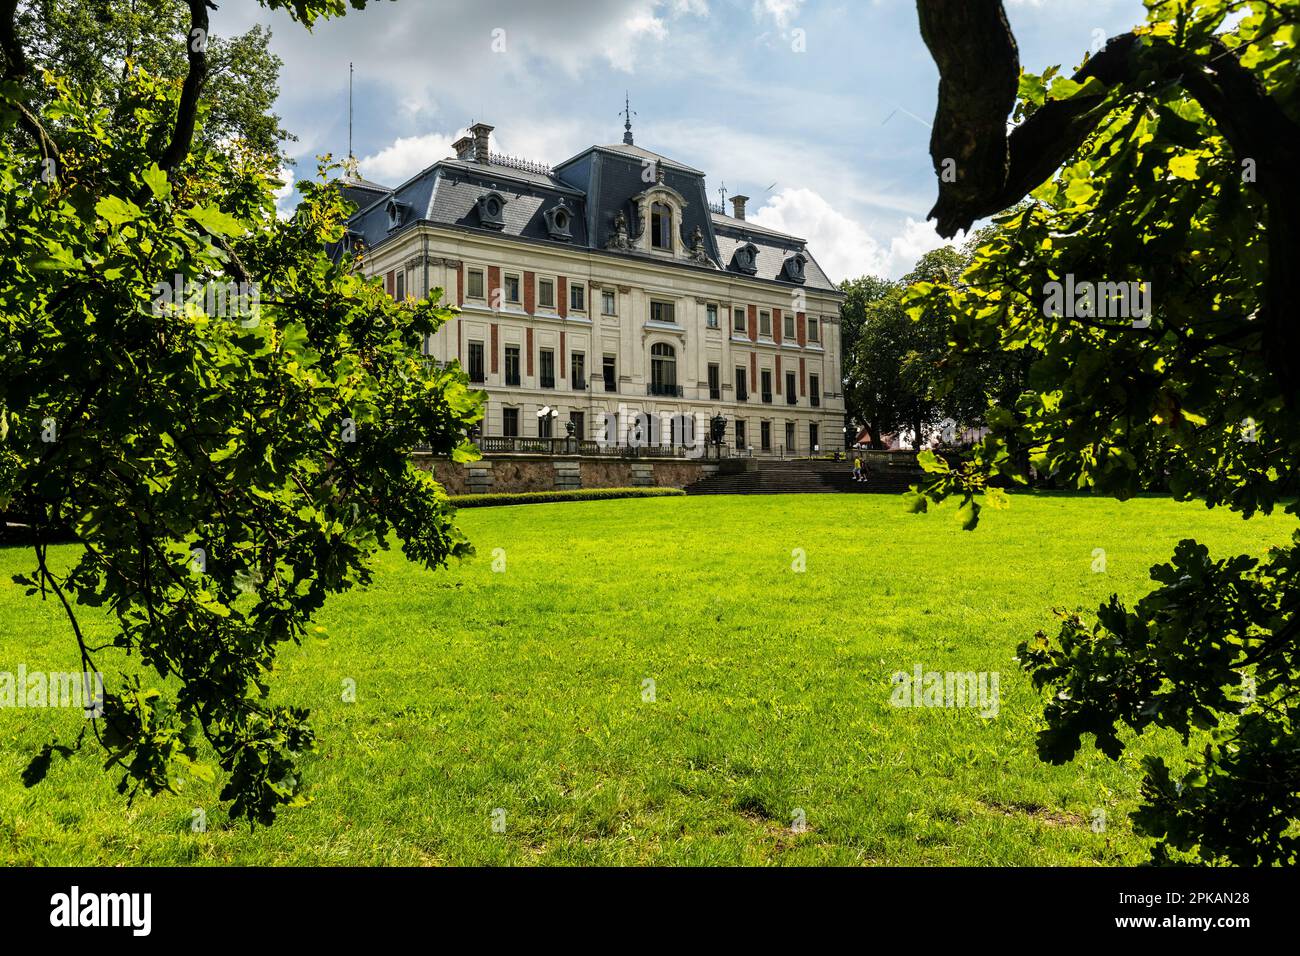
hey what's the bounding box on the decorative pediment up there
[475,191,507,230]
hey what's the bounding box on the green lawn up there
[0,493,1291,865]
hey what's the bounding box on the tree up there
[7,1,293,155]
[906,0,1300,863]
[839,274,895,442]
[0,0,482,823]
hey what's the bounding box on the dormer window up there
[476,191,506,230]
[341,230,365,255]
[781,252,808,284]
[732,243,759,275]
[385,198,408,231]
[651,202,672,249]
[543,200,574,241]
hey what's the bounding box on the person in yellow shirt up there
[852,456,863,482]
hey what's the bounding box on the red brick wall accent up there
[796,311,806,346]
[799,357,806,396]
[558,277,568,318]
[773,307,783,345]
[488,265,501,307]
[490,323,499,374]
[775,355,783,395]
[750,352,757,386]
[386,270,395,297]
[560,332,566,380]
[524,271,535,314]
[456,263,464,307]
[526,327,534,377]
[747,304,757,341]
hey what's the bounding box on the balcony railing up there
[647,382,684,397]
[476,436,721,459]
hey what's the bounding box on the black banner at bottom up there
[0,865,1288,942]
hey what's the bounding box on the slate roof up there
[342,137,841,294]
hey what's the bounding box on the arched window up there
[650,202,672,249]
[650,342,677,396]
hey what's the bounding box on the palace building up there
[340,116,845,457]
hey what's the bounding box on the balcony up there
[647,382,684,398]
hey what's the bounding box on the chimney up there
[469,122,494,164]
[451,135,474,161]
[730,194,749,220]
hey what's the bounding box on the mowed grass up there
[0,493,1292,866]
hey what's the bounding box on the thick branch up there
[159,0,213,173]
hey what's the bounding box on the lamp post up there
[537,405,559,450]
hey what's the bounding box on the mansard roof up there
[341,135,840,294]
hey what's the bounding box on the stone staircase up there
[685,454,923,495]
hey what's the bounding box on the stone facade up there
[345,121,847,459]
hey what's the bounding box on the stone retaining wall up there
[418,455,716,494]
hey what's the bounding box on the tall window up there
[760,420,772,451]
[539,349,555,389]
[733,308,746,333]
[603,354,617,391]
[810,422,819,452]
[808,316,820,343]
[538,413,554,438]
[735,419,746,450]
[650,300,676,324]
[538,278,555,309]
[761,369,773,404]
[395,272,405,301]
[650,342,677,396]
[467,268,485,299]
[735,367,748,402]
[569,411,585,439]
[468,341,485,383]
[784,313,795,339]
[570,282,585,312]
[706,304,718,329]
[505,346,521,387]
[785,421,796,453]
[571,352,586,390]
[504,273,520,303]
[602,290,617,315]
[786,372,797,405]
[809,373,820,407]
[651,202,672,249]
[708,363,720,401]
[759,310,772,337]
[502,407,519,437]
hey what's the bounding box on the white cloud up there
[750,187,949,282]
[359,132,457,185]
[273,166,296,218]
[752,0,805,29]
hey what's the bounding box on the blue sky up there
[220,0,1150,280]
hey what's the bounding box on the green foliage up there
[450,488,685,508]
[9,2,293,154]
[906,0,1300,864]
[0,54,481,821]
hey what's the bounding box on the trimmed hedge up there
[449,487,686,508]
